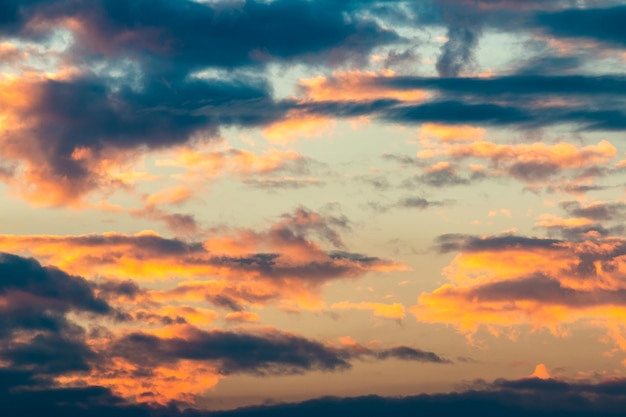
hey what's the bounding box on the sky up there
[2,0,626,415]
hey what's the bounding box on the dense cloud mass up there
[0,0,625,205]
[2,0,626,415]
[5,375,626,417]
[0,253,112,379]
[0,250,438,405]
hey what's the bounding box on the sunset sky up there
[3,0,626,415]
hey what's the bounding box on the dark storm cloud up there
[433,234,561,254]
[537,5,626,47]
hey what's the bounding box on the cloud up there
[61,0,399,68]
[155,145,321,196]
[0,74,283,206]
[415,231,626,361]
[112,327,352,376]
[0,207,406,310]
[0,251,424,406]
[297,70,431,103]
[69,324,449,404]
[375,346,450,363]
[224,311,261,323]
[413,132,618,192]
[379,74,626,99]
[537,5,626,48]
[7,373,626,416]
[561,201,626,222]
[436,24,481,77]
[0,251,117,389]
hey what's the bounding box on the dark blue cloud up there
[12,0,399,70]
[112,329,353,376]
[299,74,626,130]
[537,6,626,47]
[6,72,286,201]
[379,75,626,97]
[8,376,626,417]
[0,253,116,378]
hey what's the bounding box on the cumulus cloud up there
[414,231,626,362]
[0,207,406,310]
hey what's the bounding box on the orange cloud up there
[297,70,430,103]
[531,364,551,380]
[0,76,158,207]
[58,358,221,405]
[418,140,616,168]
[412,233,626,357]
[415,135,618,191]
[145,185,193,207]
[157,146,310,182]
[262,110,336,144]
[224,311,261,323]
[0,208,406,310]
[419,123,486,145]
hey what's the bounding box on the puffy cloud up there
[414,231,626,360]
[0,252,115,391]
[0,207,406,310]
[0,251,431,406]
[412,127,618,192]
[0,73,282,206]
